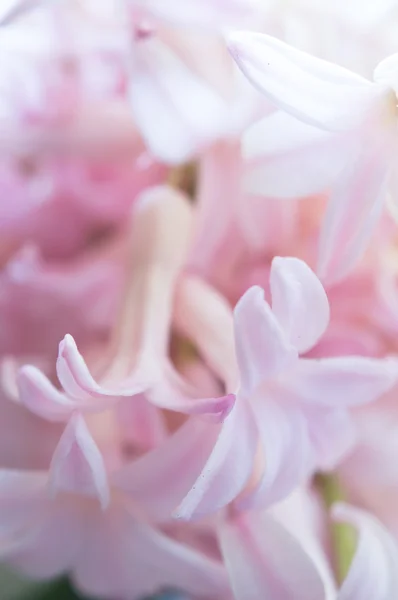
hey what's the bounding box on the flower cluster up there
[1,1,398,599]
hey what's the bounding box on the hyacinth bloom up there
[220,503,398,599]
[165,258,397,517]
[3,1,398,600]
[228,31,398,283]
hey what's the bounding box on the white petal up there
[228,32,385,132]
[243,112,358,198]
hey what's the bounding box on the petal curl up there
[219,510,326,600]
[334,504,398,600]
[270,257,330,354]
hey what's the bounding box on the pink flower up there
[219,503,398,599]
[166,257,397,518]
[228,31,398,282]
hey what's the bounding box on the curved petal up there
[284,356,398,408]
[174,398,258,520]
[57,334,151,400]
[72,502,229,599]
[318,143,390,284]
[374,54,398,94]
[219,510,326,600]
[234,286,297,397]
[334,504,398,600]
[228,32,382,132]
[0,0,53,26]
[237,397,310,511]
[113,413,228,520]
[58,335,230,417]
[243,112,354,198]
[270,257,330,354]
[48,413,110,509]
[17,365,86,422]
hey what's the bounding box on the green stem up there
[315,473,357,585]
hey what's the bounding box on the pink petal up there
[174,274,238,388]
[219,510,326,600]
[237,397,310,510]
[304,407,355,470]
[72,501,229,599]
[284,356,398,408]
[59,335,230,417]
[112,403,235,520]
[48,413,110,509]
[228,32,383,132]
[174,397,258,520]
[270,257,330,354]
[17,365,84,422]
[0,471,82,579]
[334,504,398,600]
[318,143,390,284]
[57,334,150,400]
[8,501,85,580]
[234,286,297,397]
[243,112,356,198]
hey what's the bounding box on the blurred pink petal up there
[219,510,326,600]
[48,413,110,509]
[283,356,398,407]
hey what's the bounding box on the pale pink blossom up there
[219,503,398,600]
[228,31,398,282]
[165,257,397,518]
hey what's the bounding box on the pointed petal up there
[129,39,225,164]
[285,356,398,408]
[234,286,297,397]
[270,257,330,354]
[72,502,229,599]
[17,365,81,422]
[57,334,149,401]
[237,397,310,510]
[334,504,398,600]
[219,511,326,600]
[318,144,390,283]
[113,414,227,520]
[48,413,110,509]
[174,398,258,520]
[243,112,355,198]
[228,32,383,132]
